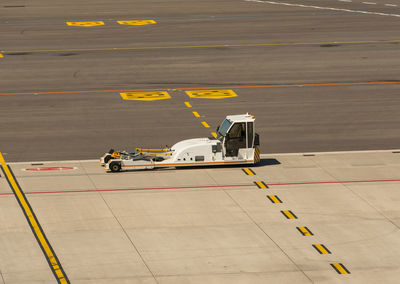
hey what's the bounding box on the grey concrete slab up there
[1,151,400,283]
[27,193,156,282]
[156,271,311,284]
[344,182,400,227]
[0,198,55,283]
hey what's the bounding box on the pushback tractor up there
[100,114,260,172]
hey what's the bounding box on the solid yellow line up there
[0,153,68,284]
[4,40,400,54]
[201,121,210,128]
[211,132,217,138]
[331,263,350,274]
[184,102,192,108]
[192,111,200,118]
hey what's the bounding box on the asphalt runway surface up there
[1,0,400,162]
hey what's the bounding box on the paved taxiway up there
[1,151,399,283]
[1,0,400,161]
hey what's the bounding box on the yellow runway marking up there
[242,168,255,175]
[186,89,237,99]
[281,210,297,219]
[297,226,313,236]
[192,111,200,118]
[313,244,332,254]
[267,195,282,203]
[66,21,104,27]
[118,20,156,25]
[5,39,400,54]
[254,181,268,189]
[331,263,351,274]
[184,102,192,108]
[120,91,171,101]
[0,153,69,284]
[201,121,210,128]
[0,53,3,58]
[211,132,217,138]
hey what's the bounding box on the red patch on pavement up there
[24,167,76,171]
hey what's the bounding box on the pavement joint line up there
[0,152,69,284]
[3,39,400,55]
[81,162,160,283]
[2,81,400,96]
[211,175,315,283]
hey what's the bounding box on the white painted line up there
[362,2,376,4]
[244,0,400,18]
[261,149,400,157]
[338,0,352,2]
[385,4,397,6]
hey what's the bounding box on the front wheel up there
[109,162,121,172]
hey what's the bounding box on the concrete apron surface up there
[0,150,399,283]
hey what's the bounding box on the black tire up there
[109,162,121,172]
[104,155,112,164]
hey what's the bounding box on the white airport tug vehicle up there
[101,113,260,172]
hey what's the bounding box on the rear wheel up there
[109,162,121,172]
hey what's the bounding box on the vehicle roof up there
[226,113,255,123]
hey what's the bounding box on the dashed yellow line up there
[201,121,210,128]
[66,21,104,27]
[211,132,217,138]
[313,244,332,254]
[297,226,313,236]
[267,195,282,203]
[281,210,297,219]
[331,263,351,274]
[0,52,3,58]
[192,111,200,118]
[0,153,69,284]
[184,102,192,108]
[242,168,256,175]
[254,181,268,189]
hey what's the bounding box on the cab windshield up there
[218,119,232,137]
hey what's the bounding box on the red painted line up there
[0,178,399,196]
[268,179,400,186]
[0,81,399,96]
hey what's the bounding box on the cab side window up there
[229,123,246,139]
